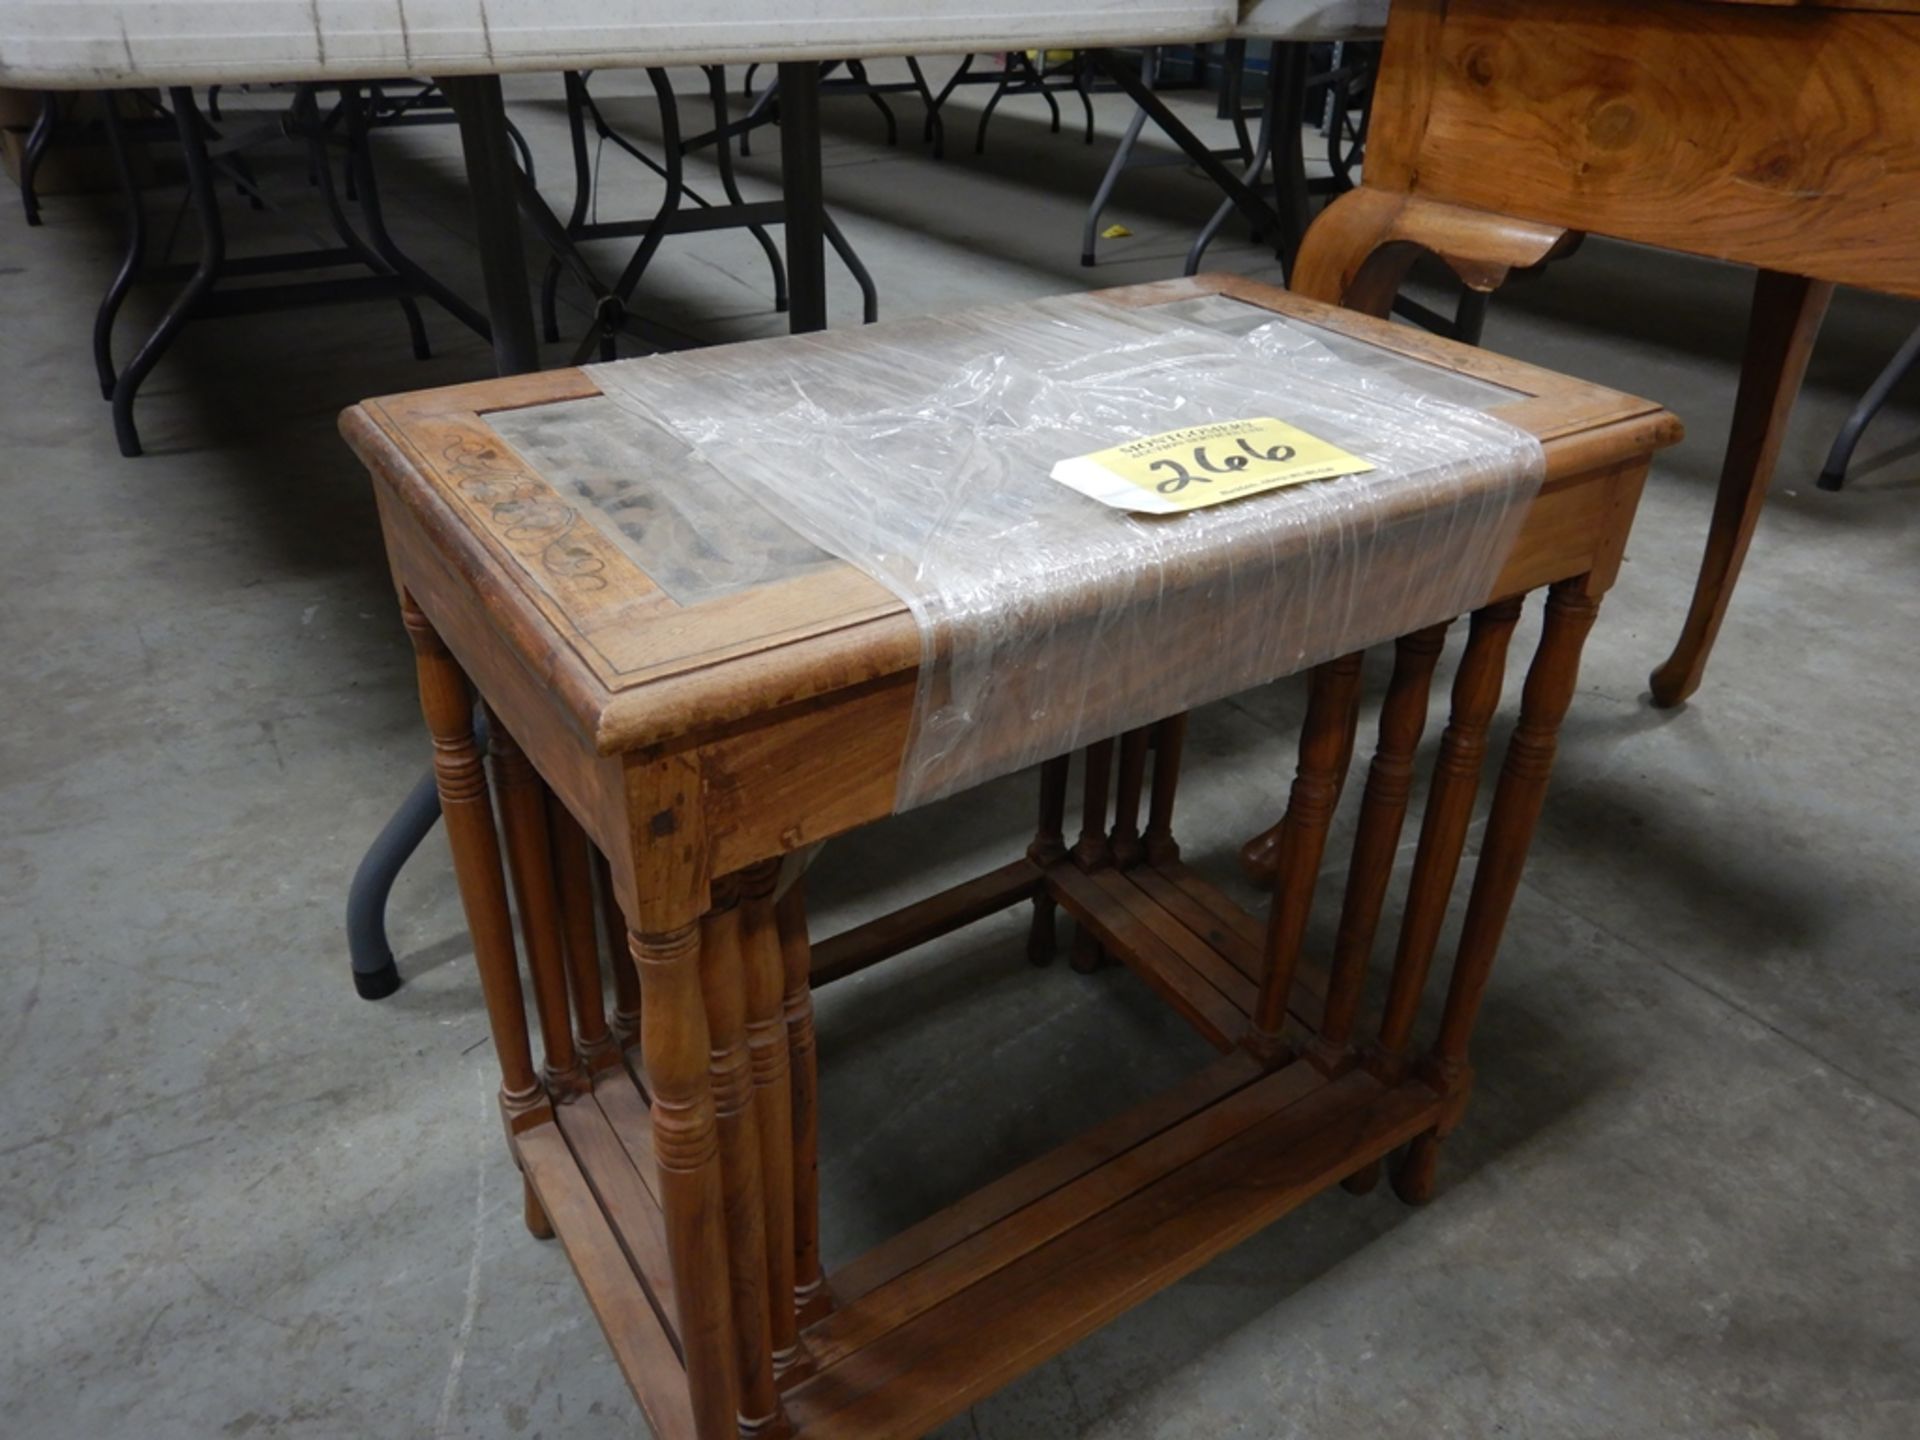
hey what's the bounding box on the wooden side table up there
[343,275,1678,1440]
[1291,0,1920,707]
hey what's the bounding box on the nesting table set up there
[344,273,1677,1439]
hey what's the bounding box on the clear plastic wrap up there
[585,293,1543,811]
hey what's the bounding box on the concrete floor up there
[4,63,1918,1440]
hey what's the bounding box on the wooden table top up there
[343,275,1678,764]
[1364,0,1920,300]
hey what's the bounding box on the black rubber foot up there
[1816,470,1846,493]
[353,960,402,1000]
[1080,253,1096,268]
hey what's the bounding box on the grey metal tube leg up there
[1186,44,1282,276]
[1086,49,1284,248]
[1082,55,1155,268]
[346,768,441,998]
[1818,322,1920,491]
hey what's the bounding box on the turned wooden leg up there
[549,798,616,1072]
[1397,578,1602,1206]
[521,1173,554,1238]
[632,921,743,1439]
[699,877,780,1432]
[1070,738,1116,973]
[1026,755,1070,966]
[1313,624,1450,1068]
[1247,187,1576,893]
[738,862,799,1372]
[1239,824,1280,885]
[1142,714,1187,866]
[1250,652,1365,1059]
[1650,269,1833,708]
[1240,661,1368,887]
[596,849,643,1049]
[401,596,549,1234]
[488,713,587,1096]
[1371,598,1523,1079]
[1340,1158,1383,1196]
[1392,1132,1443,1206]
[1108,727,1152,869]
[777,877,826,1322]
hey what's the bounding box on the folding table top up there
[0,1,1387,89]
[343,275,1677,762]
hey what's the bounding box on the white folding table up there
[0,0,1388,364]
[0,0,1392,1000]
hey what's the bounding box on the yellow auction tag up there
[1050,417,1374,515]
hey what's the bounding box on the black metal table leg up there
[779,61,829,334]
[95,91,147,398]
[110,87,225,458]
[542,71,596,342]
[704,66,789,312]
[1086,48,1284,251]
[439,73,540,375]
[1223,40,1254,160]
[906,58,945,159]
[20,91,56,225]
[1083,50,1158,267]
[845,59,900,144]
[1452,287,1491,346]
[1818,322,1920,491]
[548,63,865,352]
[1186,45,1283,275]
[1185,41,1318,277]
[1269,43,1314,267]
[822,212,878,324]
[296,86,432,359]
[926,53,976,143]
[581,67,686,364]
[341,84,494,343]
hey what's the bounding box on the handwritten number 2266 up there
[1148,437,1297,494]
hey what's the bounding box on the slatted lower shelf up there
[520,1043,1441,1440]
[786,1061,1441,1439]
[1049,856,1329,1049]
[518,1059,699,1440]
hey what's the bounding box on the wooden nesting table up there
[342,275,1679,1440]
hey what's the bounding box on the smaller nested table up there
[343,276,1678,1440]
